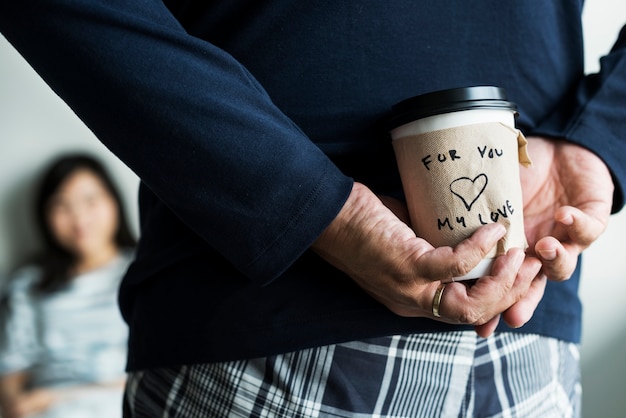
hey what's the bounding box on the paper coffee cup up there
[389,86,532,281]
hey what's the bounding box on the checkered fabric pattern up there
[124,332,580,418]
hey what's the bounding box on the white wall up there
[0,2,625,416]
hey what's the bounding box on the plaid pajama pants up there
[123,332,580,417]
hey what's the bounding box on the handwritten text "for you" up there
[421,145,504,171]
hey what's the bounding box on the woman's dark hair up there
[34,153,136,293]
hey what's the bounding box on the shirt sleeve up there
[0,0,353,283]
[530,25,626,213]
[0,271,40,375]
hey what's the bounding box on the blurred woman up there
[0,154,136,418]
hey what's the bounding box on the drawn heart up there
[450,174,488,211]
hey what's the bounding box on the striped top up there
[0,252,132,388]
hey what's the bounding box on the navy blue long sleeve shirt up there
[1,1,625,370]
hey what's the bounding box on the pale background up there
[0,2,625,416]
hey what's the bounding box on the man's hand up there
[497,136,613,329]
[311,138,612,336]
[312,182,542,334]
[520,137,613,281]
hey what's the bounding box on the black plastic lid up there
[388,86,517,130]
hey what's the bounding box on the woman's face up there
[46,169,119,259]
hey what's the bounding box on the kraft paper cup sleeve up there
[393,122,530,262]
[507,123,533,167]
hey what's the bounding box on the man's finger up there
[502,270,547,328]
[416,223,506,280]
[555,205,609,247]
[435,248,527,325]
[535,237,578,281]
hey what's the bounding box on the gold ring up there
[432,283,446,318]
